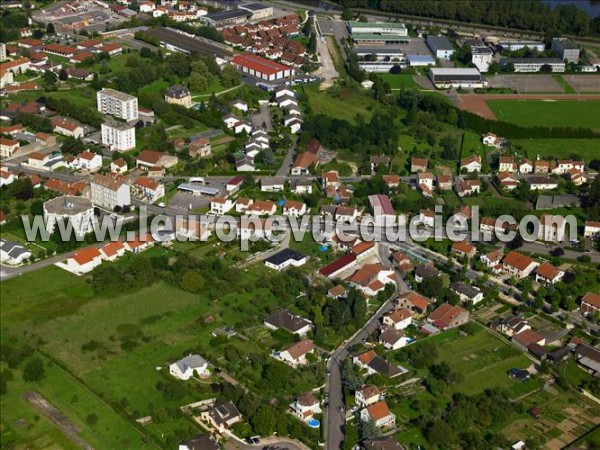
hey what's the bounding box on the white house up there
[132,177,165,203]
[169,354,209,380]
[234,121,252,135]
[360,401,395,428]
[231,100,248,112]
[261,177,285,192]
[379,328,410,350]
[528,176,558,191]
[70,151,102,172]
[264,249,308,271]
[382,308,412,330]
[65,247,102,275]
[535,263,565,285]
[0,239,32,265]
[279,340,315,367]
[502,251,539,280]
[100,241,126,262]
[355,385,380,408]
[282,201,307,216]
[210,197,234,215]
[223,114,240,129]
[110,158,128,174]
[419,209,435,227]
[460,155,482,173]
[584,220,600,240]
[289,393,321,420]
[451,282,484,305]
[519,159,534,174]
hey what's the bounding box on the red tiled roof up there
[503,251,536,271]
[231,52,291,76]
[536,263,561,280]
[513,329,545,348]
[582,292,600,309]
[365,401,392,421]
[319,253,357,277]
[72,247,101,265]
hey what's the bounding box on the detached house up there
[535,263,565,285]
[512,329,546,352]
[382,308,412,330]
[355,385,381,408]
[169,354,209,380]
[282,200,307,216]
[456,179,481,197]
[451,282,484,305]
[210,197,235,215]
[291,151,318,175]
[379,328,410,350]
[502,251,539,279]
[580,292,600,316]
[279,340,315,367]
[498,315,531,337]
[519,159,534,174]
[360,401,396,429]
[427,303,469,330]
[200,401,242,433]
[460,155,482,173]
[499,156,517,173]
[66,247,102,275]
[451,241,476,259]
[395,292,429,315]
[347,263,396,297]
[264,309,313,336]
[410,157,428,173]
[290,393,321,420]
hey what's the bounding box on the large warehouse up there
[347,21,408,36]
[231,53,295,81]
[428,68,486,89]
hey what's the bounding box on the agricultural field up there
[501,385,600,449]
[486,100,600,130]
[378,73,422,90]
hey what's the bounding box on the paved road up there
[324,244,407,450]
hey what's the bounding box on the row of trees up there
[335,0,599,37]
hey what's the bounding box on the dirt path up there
[458,93,600,120]
[24,391,94,450]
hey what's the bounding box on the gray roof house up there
[169,354,209,380]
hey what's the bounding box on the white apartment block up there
[97,88,138,121]
[101,119,136,151]
[43,196,95,238]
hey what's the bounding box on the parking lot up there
[486,74,563,93]
[561,74,600,93]
[168,191,213,211]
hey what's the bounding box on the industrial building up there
[201,9,250,28]
[354,47,405,61]
[552,38,580,64]
[426,35,454,59]
[144,27,234,58]
[497,40,545,52]
[428,68,486,89]
[347,21,407,36]
[352,34,410,45]
[237,2,273,20]
[471,46,493,72]
[407,54,435,66]
[231,53,294,80]
[500,57,566,73]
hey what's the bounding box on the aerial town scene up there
[1,0,600,449]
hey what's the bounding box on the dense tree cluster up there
[44,97,104,128]
[334,0,599,37]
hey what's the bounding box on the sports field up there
[486,99,600,130]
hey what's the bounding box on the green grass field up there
[378,73,421,90]
[303,84,376,124]
[487,100,600,130]
[512,138,600,164]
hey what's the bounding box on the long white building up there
[347,21,407,36]
[97,88,138,121]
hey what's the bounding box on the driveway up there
[251,102,273,132]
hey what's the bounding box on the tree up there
[220,65,241,88]
[189,72,209,92]
[46,22,55,34]
[341,8,353,20]
[58,68,69,81]
[252,405,275,436]
[43,70,57,88]
[550,247,565,257]
[179,270,205,293]
[360,419,382,440]
[86,413,99,425]
[23,358,45,382]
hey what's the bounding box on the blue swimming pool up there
[307,418,320,428]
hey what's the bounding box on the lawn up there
[0,247,328,448]
[393,326,539,396]
[511,138,600,164]
[378,73,421,90]
[303,84,377,124]
[487,100,600,130]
